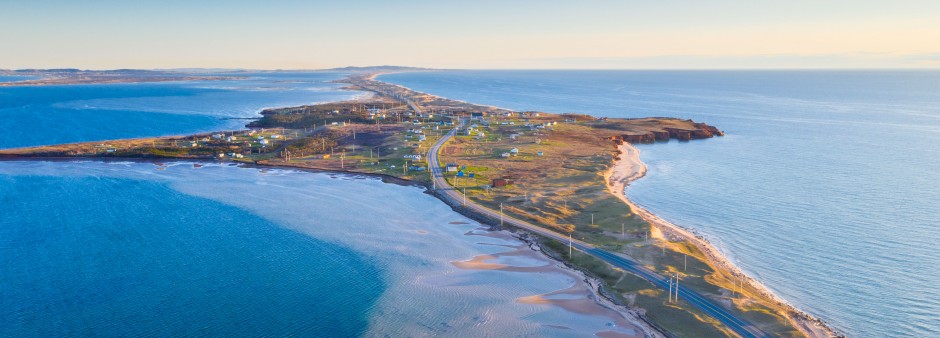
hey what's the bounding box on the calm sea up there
[0,72,362,149]
[380,70,940,337]
[0,73,637,336]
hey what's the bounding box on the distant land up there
[0,66,432,87]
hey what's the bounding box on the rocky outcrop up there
[607,122,723,145]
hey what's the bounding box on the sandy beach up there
[606,143,837,338]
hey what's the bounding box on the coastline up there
[254,159,664,337]
[607,143,838,338]
[0,71,839,337]
[0,156,661,338]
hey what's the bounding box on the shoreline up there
[607,143,838,338]
[0,71,837,337]
[0,156,661,338]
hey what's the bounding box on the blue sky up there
[2,0,938,69]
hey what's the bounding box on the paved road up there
[426,119,767,338]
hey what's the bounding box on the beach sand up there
[452,229,661,338]
[606,143,837,338]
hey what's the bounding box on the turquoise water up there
[380,70,940,337]
[0,72,361,149]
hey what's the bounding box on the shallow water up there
[380,70,940,337]
[0,161,638,337]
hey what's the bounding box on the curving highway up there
[426,118,768,338]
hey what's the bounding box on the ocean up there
[380,69,940,337]
[0,73,641,337]
[0,71,362,149]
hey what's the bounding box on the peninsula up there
[0,71,836,338]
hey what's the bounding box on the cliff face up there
[609,122,723,144]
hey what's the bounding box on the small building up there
[445,163,459,172]
[259,139,269,145]
[537,151,544,156]
[500,152,510,158]
[509,148,519,155]
[418,135,427,141]
[471,112,484,120]
[477,132,485,138]
[226,136,237,142]
[457,171,465,177]
[492,178,513,187]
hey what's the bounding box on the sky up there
[1,0,939,70]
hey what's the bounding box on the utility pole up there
[463,187,466,206]
[500,203,504,226]
[684,254,687,272]
[622,223,625,239]
[591,213,594,225]
[568,233,572,257]
[668,277,673,303]
[675,273,680,302]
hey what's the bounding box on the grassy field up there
[435,113,805,338]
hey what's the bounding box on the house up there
[212,133,224,139]
[445,163,459,172]
[471,112,484,120]
[492,178,513,187]
[259,139,269,145]
[477,132,485,138]
[509,148,519,155]
[500,152,510,158]
[418,135,427,141]
[457,171,465,177]
[537,151,544,156]
[226,136,237,142]
[509,134,519,140]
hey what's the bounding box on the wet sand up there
[452,229,661,338]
